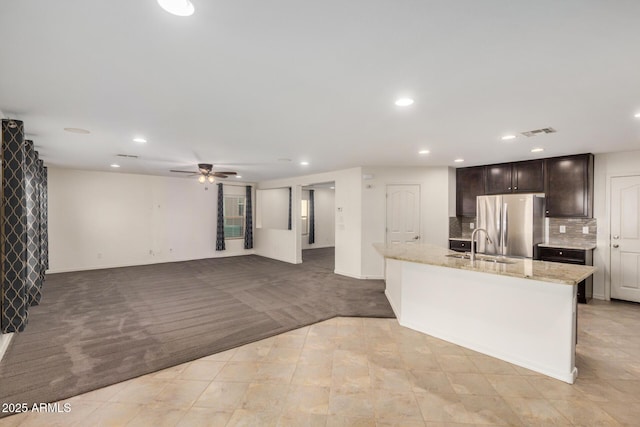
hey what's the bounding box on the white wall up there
[360,166,456,279]
[302,188,335,249]
[256,188,289,230]
[258,168,363,278]
[48,168,255,273]
[593,150,640,300]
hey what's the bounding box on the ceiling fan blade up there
[214,171,237,175]
[212,173,231,178]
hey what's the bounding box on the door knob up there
[613,244,619,248]
[414,236,419,240]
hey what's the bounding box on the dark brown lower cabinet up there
[537,247,593,304]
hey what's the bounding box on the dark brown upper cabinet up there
[544,154,594,218]
[456,166,485,217]
[485,160,544,194]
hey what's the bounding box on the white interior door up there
[386,185,420,244]
[611,175,640,302]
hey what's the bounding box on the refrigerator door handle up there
[502,203,508,256]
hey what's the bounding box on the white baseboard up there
[333,270,383,280]
[47,251,256,274]
[302,244,335,250]
[334,269,362,279]
[384,289,400,319]
[0,333,14,363]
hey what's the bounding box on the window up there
[301,199,309,235]
[224,195,245,239]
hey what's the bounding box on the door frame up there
[606,172,640,301]
[385,183,422,244]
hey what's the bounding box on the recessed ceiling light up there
[418,150,430,155]
[235,175,242,179]
[634,112,640,118]
[300,161,309,166]
[395,98,414,107]
[110,164,120,168]
[64,127,90,134]
[454,158,464,163]
[531,148,544,153]
[501,135,517,141]
[133,137,147,143]
[157,0,194,16]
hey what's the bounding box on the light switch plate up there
[470,223,475,229]
[559,225,566,233]
[582,226,589,234]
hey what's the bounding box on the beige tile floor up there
[2,299,639,426]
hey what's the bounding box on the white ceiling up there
[1,1,639,182]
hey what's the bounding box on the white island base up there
[385,258,578,384]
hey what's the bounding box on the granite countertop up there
[374,242,596,286]
[538,242,597,251]
[449,237,472,241]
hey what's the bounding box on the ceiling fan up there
[170,163,237,183]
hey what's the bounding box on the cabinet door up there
[456,167,485,217]
[513,159,544,193]
[484,164,512,194]
[545,154,593,217]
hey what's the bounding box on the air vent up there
[116,154,138,158]
[521,127,556,137]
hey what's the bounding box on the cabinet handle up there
[461,243,465,246]
[559,251,563,255]
[508,187,511,190]
[514,186,518,190]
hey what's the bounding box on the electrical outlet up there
[470,223,475,229]
[582,226,589,234]
[559,225,566,233]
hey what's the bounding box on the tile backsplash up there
[449,217,475,239]
[450,216,597,246]
[547,218,597,246]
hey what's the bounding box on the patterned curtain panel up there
[309,189,315,244]
[24,140,43,305]
[215,183,225,251]
[1,119,29,333]
[287,187,292,230]
[244,186,253,249]
[38,160,48,284]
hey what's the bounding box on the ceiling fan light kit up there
[170,163,237,183]
[157,0,195,16]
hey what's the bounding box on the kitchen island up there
[374,243,596,384]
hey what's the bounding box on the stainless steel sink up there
[446,253,515,264]
[477,257,515,265]
[445,253,470,259]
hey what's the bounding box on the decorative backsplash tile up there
[451,216,597,246]
[547,218,597,246]
[449,217,475,239]
[449,217,461,238]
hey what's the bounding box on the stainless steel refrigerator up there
[476,194,545,258]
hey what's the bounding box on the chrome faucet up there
[470,228,492,262]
